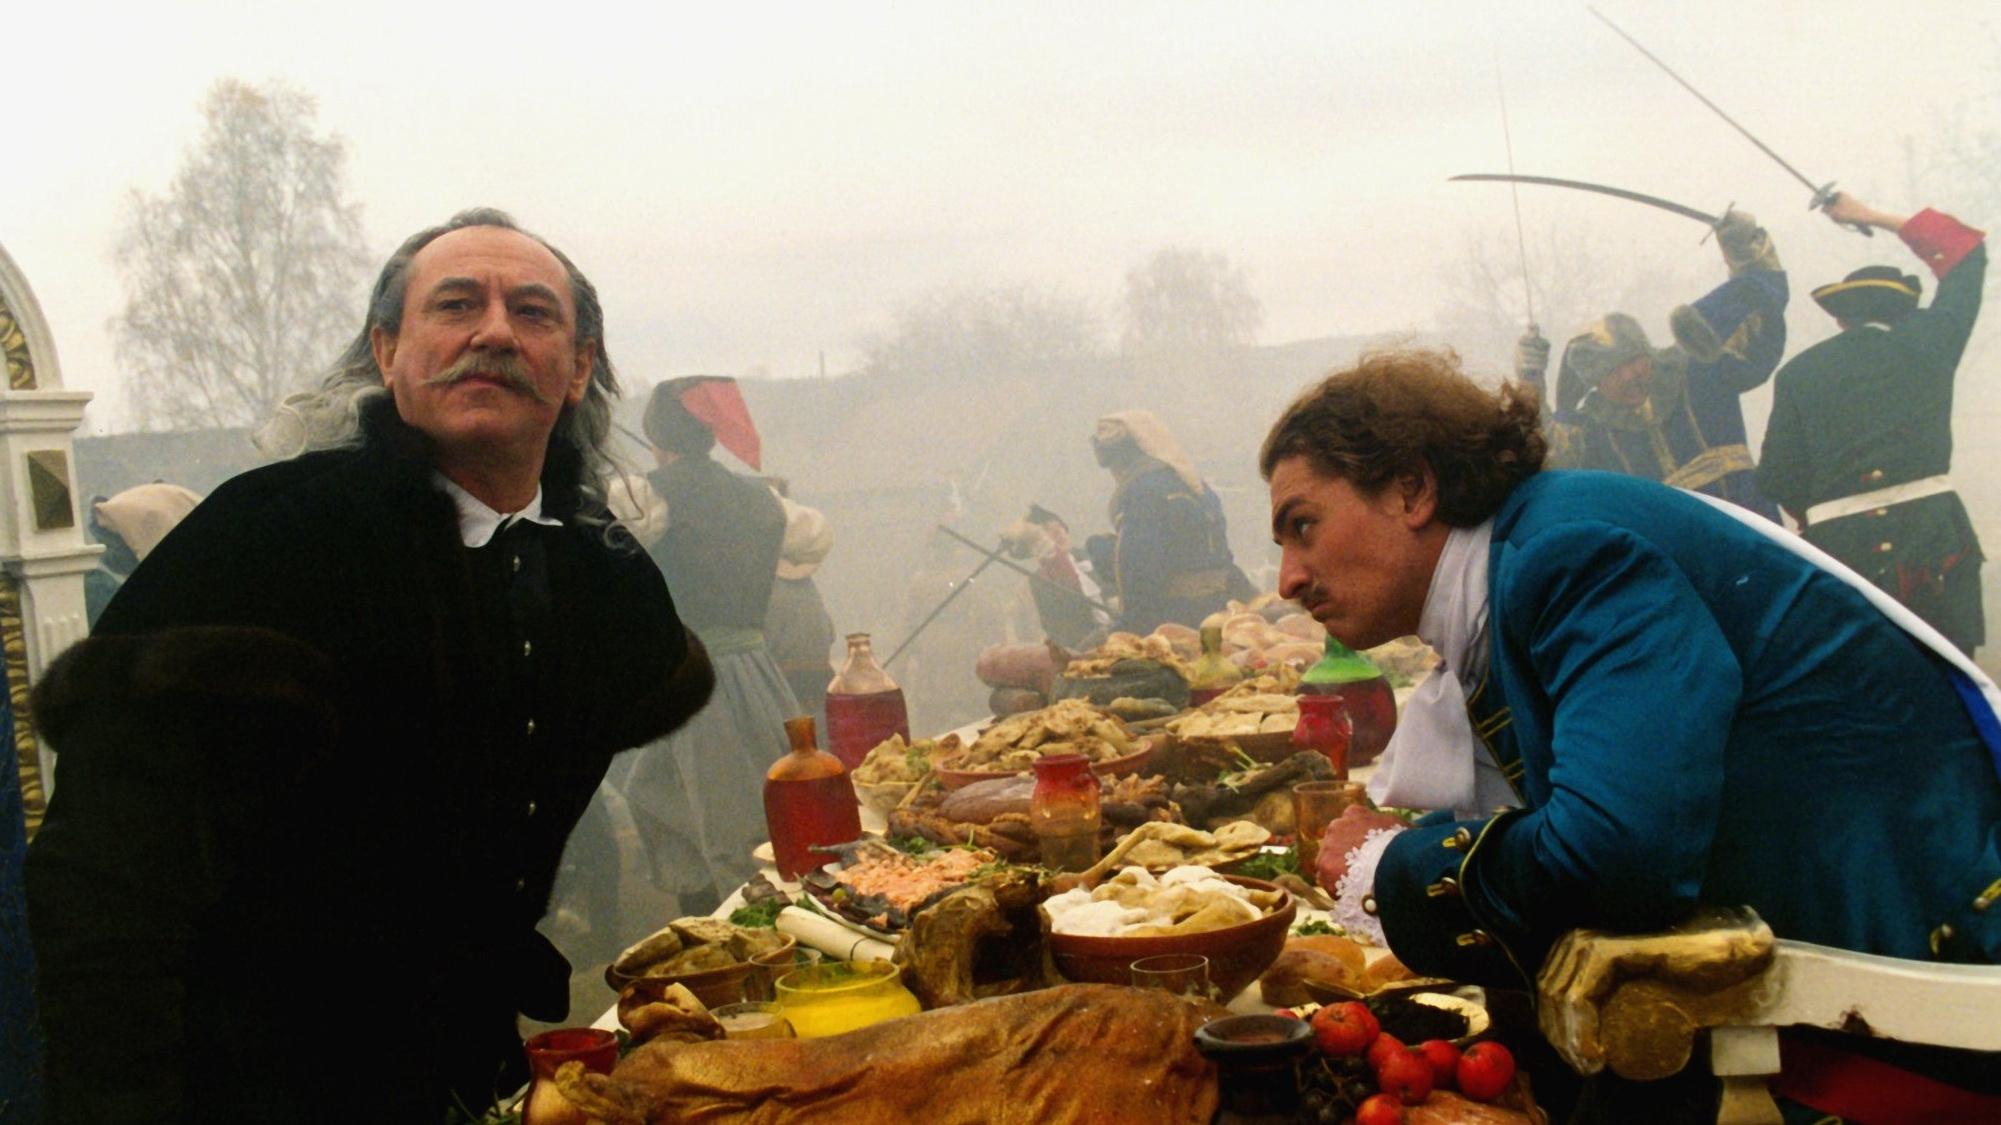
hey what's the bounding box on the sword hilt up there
[1698,201,1735,246]
[1811,181,1875,238]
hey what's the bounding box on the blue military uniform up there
[1541,219,1788,521]
[1373,471,2001,988]
[1092,458,1244,634]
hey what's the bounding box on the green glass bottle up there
[1297,635,1396,766]
[1187,623,1243,707]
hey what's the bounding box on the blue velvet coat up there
[1376,471,2001,987]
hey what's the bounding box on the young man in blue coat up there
[1263,347,2001,1115]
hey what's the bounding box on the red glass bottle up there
[1029,753,1102,872]
[1291,693,1352,777]
[823,633,911,769]
[1297,636,1397,767]
[765,715,865,880]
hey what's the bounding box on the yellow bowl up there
[774,961,922,1038]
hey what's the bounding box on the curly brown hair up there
[1259,347,1546,527]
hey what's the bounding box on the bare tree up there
[112,79,370,432]
[1434,222,1701,381]
[1118,246,1263,355]
[860,283,1102,380]
[1905,26,2001,217]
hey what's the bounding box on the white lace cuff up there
[1331,825,1405,947]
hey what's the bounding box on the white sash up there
[1690,491,2001,775]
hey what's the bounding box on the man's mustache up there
[420,351,550,404]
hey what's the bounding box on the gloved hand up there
[1716,209,1781,274]
[1513,328,1551,386]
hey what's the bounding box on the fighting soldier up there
[1517,210,1787,520]
[1758,192,1987,656]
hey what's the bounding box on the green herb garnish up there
[965,860,1014,881]
[729,899,786,929]
[1292,919,1345,937]
[1233,843,1301,881]
[886,835,939,856]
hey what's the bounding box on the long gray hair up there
[258,207,624,531]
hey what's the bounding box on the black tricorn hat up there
[1811,266,1922,324]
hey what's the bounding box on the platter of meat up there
[799,838,1007,934]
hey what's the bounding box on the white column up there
[0,241,99,805]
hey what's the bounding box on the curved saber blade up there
[1449,173,1720,227]
[1586,6,1871,238]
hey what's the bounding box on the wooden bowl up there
[933,740,1155,791]
[604,933,798,1011]
[1168,730,1298,764]
[1044,875,1296,1001]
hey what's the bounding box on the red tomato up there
[1374,1046,1435,1106]
[1365,1031,1407,1071]
[1309,1000,1380,1057]
[1354,1092,1405,1125]
[1416,1038,1461,1089]
[1456,1040,1517,1102]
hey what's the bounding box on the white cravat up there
[1366,519,1520,817]
[433,473,563,548]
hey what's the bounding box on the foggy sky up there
[6,1,1996,432]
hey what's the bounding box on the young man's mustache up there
[420,351,550,403]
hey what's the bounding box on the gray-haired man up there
[27,210,714,1121]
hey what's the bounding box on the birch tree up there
[112,79,369,431]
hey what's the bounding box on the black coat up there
[1759,234,1988,653]
[25,403,710,1123]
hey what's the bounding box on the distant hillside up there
[74,428,266,504]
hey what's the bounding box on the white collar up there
[433,472,563,548]
[1367,519,1520,817]
[1416,520,1493,684]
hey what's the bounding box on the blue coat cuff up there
[1376,813,1537,989]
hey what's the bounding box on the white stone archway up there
[0,240,98,830]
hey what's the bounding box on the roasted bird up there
[554,985,1218,1124]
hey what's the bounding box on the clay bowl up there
[934,740,1155,791]
[604,933,798,1011]
[1044,875,1296,1001]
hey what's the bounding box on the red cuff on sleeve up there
[1899,208,1986,278]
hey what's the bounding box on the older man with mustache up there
[1264,346,2001,1118]
[26,210,714,1122]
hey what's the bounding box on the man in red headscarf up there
[618,376,798,915]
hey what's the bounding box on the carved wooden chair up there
[1536,908,2001,1124]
